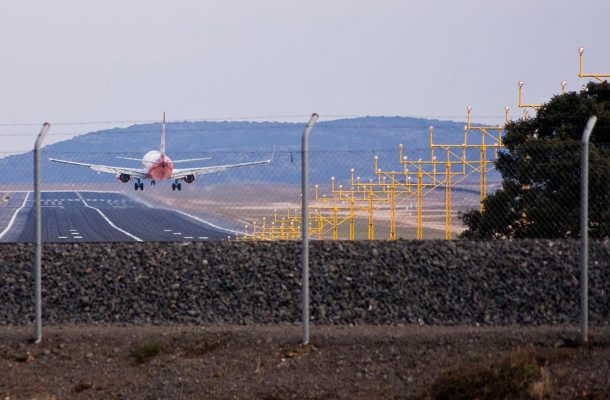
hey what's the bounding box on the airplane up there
[49,112,272,191]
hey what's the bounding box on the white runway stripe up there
[0,192,30,240]
[8,190,122,194]
[173,209,242,235]
[76,192,143,242]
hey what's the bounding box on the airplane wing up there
[171,157,212,164]
[49,158,149,178]
[171,159,271,179]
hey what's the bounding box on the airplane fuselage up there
[142,150,173,181]
[48,112,271,192]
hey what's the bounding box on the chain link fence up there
[0,119,607,242]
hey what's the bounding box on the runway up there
[0,191,230,242]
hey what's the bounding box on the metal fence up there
[0,116,506,243]
[0,118,608,243]
[0,115,604,344]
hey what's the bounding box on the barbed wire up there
[0,148,435,156]
[0,123,507,138]
[0,113,510,128]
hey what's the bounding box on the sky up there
[1,0,608,153]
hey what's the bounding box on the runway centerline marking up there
[0,192,30,240]
[76,192,143,242]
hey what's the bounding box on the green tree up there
[460,81,610,239]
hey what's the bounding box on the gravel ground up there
[2,241,610,398]
[1,325,609,399]
[1,240,610,325]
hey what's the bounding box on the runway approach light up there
[403,156,408,161]
[518,81,524,88]
[467,106,472,112]
[505,105,510,112]
[579,47,585,55]
[374,155,378,160]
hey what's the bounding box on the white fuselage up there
[142,150,174,180]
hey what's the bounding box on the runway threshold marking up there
[0,192,30,240]
[76,192,143,242]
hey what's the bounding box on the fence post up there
[301,113,319,345]
[34,122,51,344]
[579,115,597,344]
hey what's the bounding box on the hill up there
[0,116,495,185]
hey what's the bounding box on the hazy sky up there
[1,0,608,152]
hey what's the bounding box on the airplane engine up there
[183,174,195,184]
[118,173,131,183]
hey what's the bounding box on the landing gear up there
[151,180,156,186]
[134,180,144,191]
[172,180,182,191]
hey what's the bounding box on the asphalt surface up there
[0,191,228,242]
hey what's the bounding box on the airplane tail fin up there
[160,112,166,156]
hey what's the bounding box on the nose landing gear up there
[134,179,144,191]
[172,180,182,191]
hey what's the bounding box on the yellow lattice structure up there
[578,47,610,82]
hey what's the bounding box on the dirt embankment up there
[1,325,610,399]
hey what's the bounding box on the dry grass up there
[417,347,551,400]
[132,341,163,363]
